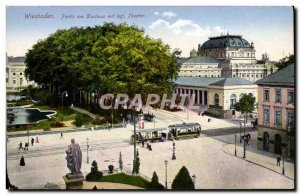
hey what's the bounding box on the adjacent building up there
[174,77,258,119]
[256,64,295,158]
[6,55,32,92]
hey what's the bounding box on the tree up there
[86,160,103,181]
[25,23,180,105]
[171,166,194,190]
[235,93,256,124]
[119,152,123,172]
[275,54,294,70]
[148,171,164,189]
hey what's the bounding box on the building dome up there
[201,35,252,50]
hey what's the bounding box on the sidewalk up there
[70,106,102,119]
[222,144,294,180]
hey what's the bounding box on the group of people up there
[241,133,251,145]
[18,137,39,166]
[19,137,37,150]
[141,140,152,151]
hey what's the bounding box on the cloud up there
[153,11,159,16]
[147,19,232,57]
[162,11,177,18]
[149,19,211,37]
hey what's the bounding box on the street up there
[7,108,295,189]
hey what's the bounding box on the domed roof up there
[201,35,252,50]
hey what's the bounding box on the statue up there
[65,139,83,177]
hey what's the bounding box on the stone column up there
[202,90,205,105]
[197,90,200,105]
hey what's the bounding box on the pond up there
[7,108,56,126]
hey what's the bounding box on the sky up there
[6,6,294,61]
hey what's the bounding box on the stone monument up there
[63,139,84,190]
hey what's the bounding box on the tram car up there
[130,123,201,144]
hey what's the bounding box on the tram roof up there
[132,127,168,133]
[168,123,200,128]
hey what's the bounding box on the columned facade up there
[174,86,208,106]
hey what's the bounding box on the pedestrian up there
[60,133,63,139]
[24,142,28,151]
[20,156,25,166]
[31,138,35,146]
[277,156,281,166]
[108,123,111,131]
[141,140,144,148]
[18,141,23,150]
[36,136,39,143]
[245,137,249,145]
[248,133,251,140]
[149,144,152,151]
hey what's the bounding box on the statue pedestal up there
[63,174,84,190]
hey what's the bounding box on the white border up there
[1,0,298,194]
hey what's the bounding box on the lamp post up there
[172,140,176,160]
[133,108,137,174]
[234,135,237,156]
[27,129,29,146]
[86,138,89,164]
[282,149,285,175]
[61,91,68,121]
[243,114,246,158]
[153,116,156,131]
[239,122,242,143]
[192,175,196,186]
[164,160,168,189]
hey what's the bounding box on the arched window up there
[230,94,236,109]
[214,94,219,106]
[239,94,244,100]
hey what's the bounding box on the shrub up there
[91,118,106,125]
[171,166,194,190]
[86,161,103,181]
[108,165,114,174]
[72,113,92,127]
[148,171,165,189]
[50,122,64,128]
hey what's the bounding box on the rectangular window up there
[13,80,16,85]
[275,109,282,127]
[275,89,281,103]
[264,89,269,102]
[263,108,270,126]
[288,91,294,104]
[287,111,294,128]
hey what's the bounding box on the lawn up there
[100,173,150,189]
